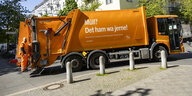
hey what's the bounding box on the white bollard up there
[129,52,135,70]
[99,56,105,74]
[66,62,73,84]
[161,50,167,69]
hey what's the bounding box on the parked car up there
[182,24,192,42]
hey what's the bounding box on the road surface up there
[0,43,192,96]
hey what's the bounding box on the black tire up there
[64,55,83,72]
[89,53,108,69]
[153,46,168,61]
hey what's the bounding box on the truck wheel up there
[153,46,168,61]
[89,53,108,69]
[64,55,83,72]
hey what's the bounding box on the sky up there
[20,0,43,12]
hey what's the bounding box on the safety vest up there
[19,42,27,55]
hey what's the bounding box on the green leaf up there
[0,0,28,43]
[137,0,167,18]
[179,0,192,24]
[80,0,102,11]
[58,0,78,16]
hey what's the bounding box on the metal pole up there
[66,62,73,84]
[161,50,167,69]
[99,56,105,74]
[129,52,135,70]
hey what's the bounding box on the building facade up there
[32,0,180,17]
[32,0,65,17]
[167,0,181,15]
[32,0,139,17]
[97,0,138,11]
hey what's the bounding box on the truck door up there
[157,17,181,52]
[167,18,181,51]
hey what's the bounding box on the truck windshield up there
[157,17,183,37]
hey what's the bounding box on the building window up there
[106,0,112,5]
[127,0,133,2]
[57,4,60,8]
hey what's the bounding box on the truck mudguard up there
[149,42,158,59]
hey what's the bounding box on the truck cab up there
[147,15,184,59]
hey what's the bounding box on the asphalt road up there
[0,43,192,96]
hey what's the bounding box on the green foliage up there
[59,0,78,16]
[179,0,192,24]
[0,31,7,43]
[160,67,167,70]
[0,0,28,43]
[126,68,138,71]
[42,12,49,17]
[96,73,109,76]
[137,0,167,17]
[80,0,102,11]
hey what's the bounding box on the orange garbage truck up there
[16,6,184,73]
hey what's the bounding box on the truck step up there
[109,56,140,63]
[109,50,139,55]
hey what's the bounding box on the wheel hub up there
[94,58,99,65]
[71,59,79,68]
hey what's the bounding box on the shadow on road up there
[31,64,88,77]
[29,65,66,78]
[119,88,152,96]
[90,90,112,96]
[0,57,18,76]
[168,52,192,61]
[41,66,65,75]
[168,65,179,68]
[107,71,120,74]
[74,78,91,83]
[90,88,151,96]
[137,67,148,70]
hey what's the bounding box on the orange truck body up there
[17,7,184,71]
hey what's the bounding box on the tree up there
[42,12,49,17]
[59,0,78,16]
[179,0,192,24]
[0,0,28,43]
[137,0,167,17]
[80,0,102,11]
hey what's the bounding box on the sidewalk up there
[112,65,192,96]
[7,64,192,96]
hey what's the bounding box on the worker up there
[19,37,28,72]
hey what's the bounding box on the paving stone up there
[112,65,192,96]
